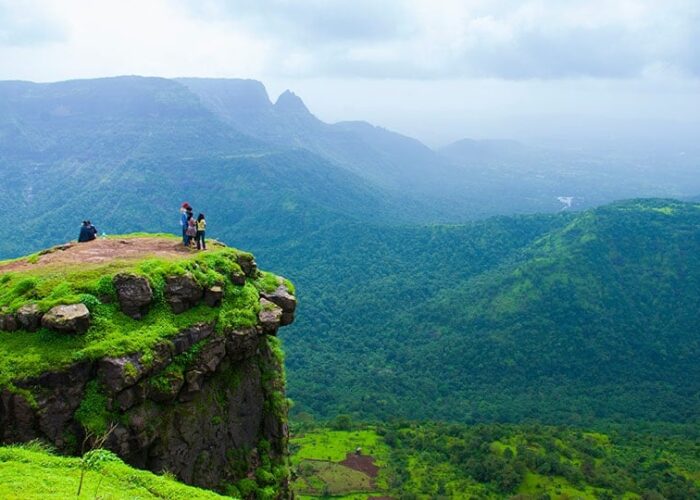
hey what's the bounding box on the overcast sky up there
[1,0,698,147]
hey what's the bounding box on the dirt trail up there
[0,237,194,274]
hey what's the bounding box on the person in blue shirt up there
[180,202,192,245]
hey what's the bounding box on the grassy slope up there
[0,235,286,386]
[0,444,226,499]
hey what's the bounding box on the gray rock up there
[0,313,18,332]
[0,390,37,443]
[260,284,296,326]
[171,323,213,355]
[230,270,246,286]
[16,304,42,332]
[41,304,90,334]
[236,254,258,278]
[113,274,153,319]
[225,328,261,362]
[149,342,173,374]
[204,286,223,307]
[115,384,146,411]
[97,354,145,394]
[194,337,226,374]
[258,298,283,335]
[164,274,203,314]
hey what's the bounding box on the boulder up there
[41,304,90,334]
[164,274,203,314]
[204,286,223,307]
[113,274,153,319]
[258,298,283,335]
[97,354,145,394]
[0,313,18,332]
[16,304,42,332]
[236,255,258,278]
[260,285,296,326]
[171,323,213,355]
[230,270,246,286]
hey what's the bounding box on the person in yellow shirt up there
[195,213,207,250]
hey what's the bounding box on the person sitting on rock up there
[86,220,98,239]
[78,220,97,243]
[195,213,207,250]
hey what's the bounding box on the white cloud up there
[0,0,698,81]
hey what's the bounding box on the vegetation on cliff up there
[0,235,277,386]
[0,235,297,497]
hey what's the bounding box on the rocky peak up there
[274,89,310,115]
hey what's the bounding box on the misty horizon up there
[1,1,698,152]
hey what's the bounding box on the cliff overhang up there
[0,235,296,497]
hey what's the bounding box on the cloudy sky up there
[0,0,698,147]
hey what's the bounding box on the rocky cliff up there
[0,236,296,498]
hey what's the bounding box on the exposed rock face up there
[113,274,153,319]
[0,322,291,495]
[204,286,224,307]
[41,304,90,334]
[0,245,294,497]
[16,304,41,332]
[259,298,283,335]
[261,284,297,326]
[0,313,17,332]
[164,274,204,313]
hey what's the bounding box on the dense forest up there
[265,199,700,424]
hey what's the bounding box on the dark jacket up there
[78,225,93,242]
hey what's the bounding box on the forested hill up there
[267,199,700,425]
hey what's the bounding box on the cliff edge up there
[0,235,296,498]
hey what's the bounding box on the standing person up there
[195,213,207,250]
[180,202,191,246]
[185,213,197,247]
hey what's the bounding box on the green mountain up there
[270,199,700,425]
[0,76,406,258]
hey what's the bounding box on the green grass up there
[0,444,227,499]
[291,429,389,465]
[295,460,373,496]
[0,235,293,387]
